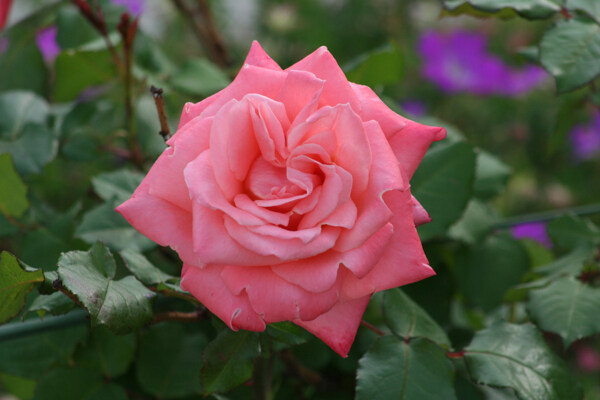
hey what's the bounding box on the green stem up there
[494,203,600,229]
[0,309,88,343]
[253,334,272,400]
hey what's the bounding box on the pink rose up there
[117,42,445,356]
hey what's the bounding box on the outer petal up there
[350,83,446,179]
[293,295,371,357]
[147,116,212,212]
[341,189,435,299]
[244,40,282,71]
[220,266,341,322]
[180,264,266,331]
[116,181,197,267]
[411,196,432,226]
[288,46,360,112]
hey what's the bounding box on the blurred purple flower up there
[569,112,600,161]
[36,26,60,63]
[511,221,552,248]
[112,0,145,16]
[575,344,600,373]
[418,30,547,96]
[400,100,426,118]
[0,37,8,53]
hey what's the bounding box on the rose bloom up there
[118,42,445,356]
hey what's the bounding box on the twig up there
[279,349,322,386]
[150,310,205,324]
[493,203,600,229]
[150,86,171,141]
[170,0,230,68]
[360,320,385,336]
[0,309,89,343]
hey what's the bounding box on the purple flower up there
[569,112,600,161]
[417,30,547,96]
[400,100,426,118]
[511,221,552,248]
[35,26,60,63]
[0,37,8,53]
[111,0,145,16]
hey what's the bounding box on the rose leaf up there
[0,251,44,325]
[356,336,457,400]
[464,323,582,400]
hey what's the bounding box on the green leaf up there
[411,141,477,241]
[567,0,600,23]
[0,252,44,324]
[356,336,457,400]
[74,326,136,378]
[455,234,529,311]
[547,214,600,249]
[443,0,561,19]
[57,243,155,334]
[0,153,29,218]
[540,17,600,93]
[0,25,47,95]
[32,367,128,400]
[28,292,75,318]
[119,248,184,294]
[0,373,36,400]
[344,43,403,87]
[448,199,499,244]
[53,49,116,102]
[382,288,450,347]
[0,324,88,378]
[527,277,600,347]
[473,151,511,200]
[465,323,582,400]
[506,245,597,301]
[136,323,206,398]
[201,330,259,395]
[91,168,145,203]
[169,58,231,96]
[266,322,310,346]
[0,91,56,175]
[75,200,156,252]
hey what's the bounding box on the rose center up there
[245,157,302,200]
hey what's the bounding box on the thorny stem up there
[170,0,230,68]
[150,310,205,324]
[150,86,171,141]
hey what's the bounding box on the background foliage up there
[1,0,600,399]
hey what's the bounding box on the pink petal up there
[288,46,360,112]
[234,194,291,226]
[190,200,282,266]
[293,295,371,357]
[341,189,435,299]
[349,83,405,138]
[411,196,431,226]
[276,69,324,122]
[180,264,266,331]
[334,121,405,252]
[250,98,290,165]
[116,181,197,267]
[220,266,341,322]
[244,41,282,70]
[272,222,393,293]
[223,216,341,260]
[147,116,213,212]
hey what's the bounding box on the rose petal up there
[116,181,197,267]
[276,69,325,122]
[221,266,341,322]
[334,120,404,252]
[349,82,405,137]
[234,194,291,226]
[244,40,282,71]
[411,196,432,226]
[147,116,213,212]
[181,264,266,331]
[224,216,341,260]
[288,46,360,112]
[293,295,371,357]
[341,189,435,299]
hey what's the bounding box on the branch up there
[150,310,205,324]
[360,320,385,336]
[150,86,171,141]
[170,0,230,68]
